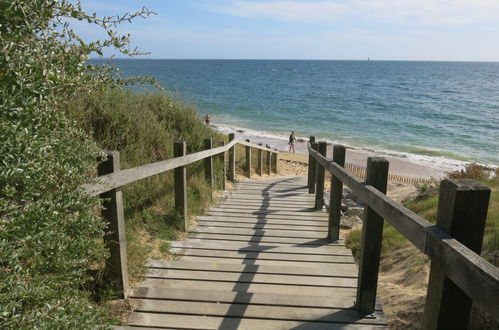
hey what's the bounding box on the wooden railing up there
[84,135,279,298]
[306,137,498,328]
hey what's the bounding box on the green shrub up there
[1,1,153,327]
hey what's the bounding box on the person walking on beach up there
[289,131,296,153]
[204,113,211,125]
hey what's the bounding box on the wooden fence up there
[344,163,435,185]
[307,137,498,329]
[84,135,279,298]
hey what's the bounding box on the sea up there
[92,59,499,171]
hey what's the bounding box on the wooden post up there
[356,157,389,314]
[173,141,187,231]
[266,144,272,175]
[98,151,129,298]
[308,142,318,193]
[272,152,278,174]
[314,141,327,209]
[257,143,263,176]
[245,139,252,178]
[328,145,346,241]
[423,179,491,330]
[307,136,316,187]
[228,133,235,181]
[204,138,214,191]
[220,141,226,190]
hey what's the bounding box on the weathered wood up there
[356,157,389,314]
[128,312,388,329]
[174,141,187,231]
[237,139,277,153]
[314,141,327,209]
[204,138,214,191]
[257,143,263,176]
[228,133,236,181]
[130,299,387,324]
[245,139,252,178]
[147,268,357,287]
[307,136,316,187]
[98,151,129,298]
[266,144,272,175]
[329,145,346,241]
[308,146,499,315]
[423,179,491,329]
[187,226,329,239]
[130,286,377,310]
[219,141,226,190]
[85,138,238,196]
[147,259,357,277]
[272,152,278,174]
[140,278,357,297]
[308,142,318,193]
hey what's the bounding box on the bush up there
[1,1,153,327]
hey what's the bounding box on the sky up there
[79,0,499,61]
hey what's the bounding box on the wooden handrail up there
[308,144,499,320]
[83,138,278,196]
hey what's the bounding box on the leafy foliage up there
[0,1,153,328]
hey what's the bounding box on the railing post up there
[314,141,327,209]
[356,157,389,314]
[266,144,272,175]
[272,152,278,174]
[228,133,235,181]
[204,138,214,191]
[328,145,346,241]
[173,141,187,231]
[98,151,129,298]
[220,141,226,190]
[245,139,251,178]
[307,136,316,187]
[423,179,490,330]
[257,143,263,176]
[308,142,318,193]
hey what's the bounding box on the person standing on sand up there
[204,113,211,125]
[289,131,296,153]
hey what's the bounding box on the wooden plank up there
[423,179,491,329]
[314,141,327,209]
[206,212,328,222]
[174,141,187,231]
[197,216,328,226]
[196,221,328,232]
[220,199,315,207]
[228,133,235,181]
[139,278,357,297]
[356,157,389,314]
[204,138,214,190]
[237,139,277,153]
[147,260,357,277]
[98,151,129,298]
[309,142,318,193]
[209,208,327,216]
[179,256,354,268]
[128,312,388,329]
[170,248,355,263]
[188,226,328,239]
[146,269,358,287]
[170,240,351,255]
[329,144,345,241]
[85,138,239,196]
[130,299,387,324]
[130,286,379,310]
[188,233,339,245]
[245,139,252,178]
[214,204,319,212]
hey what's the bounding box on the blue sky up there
[79,0,499,61]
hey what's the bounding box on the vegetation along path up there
[120,176,388,329]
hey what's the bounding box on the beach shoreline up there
[213,123,454,179]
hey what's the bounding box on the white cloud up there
[211,0,499,25]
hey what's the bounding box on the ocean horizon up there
[90,59,499,170]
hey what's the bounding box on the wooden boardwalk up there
[124,176,388,329]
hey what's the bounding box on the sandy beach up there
[225,128,447,179]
